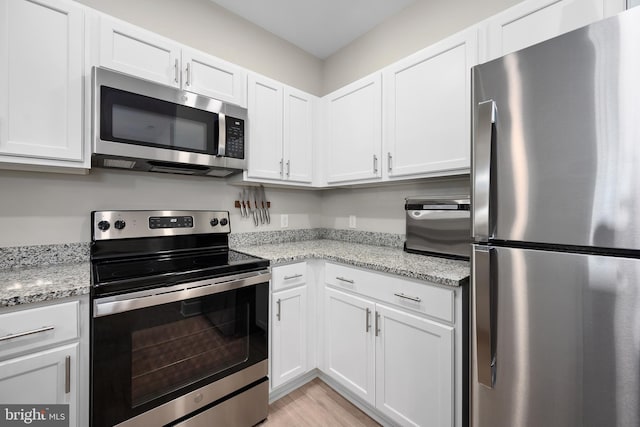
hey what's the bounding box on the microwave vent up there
[206,169,234,177]
[103,159,136,169]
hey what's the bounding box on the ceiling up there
[210,0,416,59]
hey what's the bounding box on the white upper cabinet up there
[325,73,382,184]
[99,15,181,88]
[247,74,284,180]
[384,28,477,179]
[482,0,605,62]
[283,87,314,183]
[99,15,246,107]
[181,47,246,106]
[247,73,315,184]
[0,0,85,168]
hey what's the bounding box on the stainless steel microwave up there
[92,67,246,177]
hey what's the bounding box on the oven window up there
[91,283,268,427]
[100,86,218,154]
[131,296,249,406]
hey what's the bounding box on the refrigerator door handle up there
[473,245,497,388]
[472,100,497,241]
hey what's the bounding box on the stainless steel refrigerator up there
[471,7,640,427]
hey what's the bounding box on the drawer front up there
[0,301,79,360]
[325,262,455,323]
[272,262,307,291]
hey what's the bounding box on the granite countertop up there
[234,240,470,287]
[0,262,90,308]
[0,239,469,308]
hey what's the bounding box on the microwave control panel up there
[225,117,245,159]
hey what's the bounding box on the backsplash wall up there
[321,175,471,234]
[0,170,469,247]
[0,169,322,247]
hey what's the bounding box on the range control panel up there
[92,210,230,240]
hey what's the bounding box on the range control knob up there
[114,220,126,230]
[210,218,219,227]
[220,218,228,226]
[97,220,110,231]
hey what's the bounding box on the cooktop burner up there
[90,210,269,298]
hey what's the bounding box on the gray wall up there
[77,0,324,96]
[0,169,322,246]
[323,0,522,93]
[321,176,470,234]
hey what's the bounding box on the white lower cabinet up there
[269,260,462,427]
[270,262,314,391]
[322,263,459,427]
[324,288,376,405]
[375,304,453,427]
[0,298,87,427]
[0,343,79,415]
[271,285,307,388]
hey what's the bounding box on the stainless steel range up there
[89,210,270,427]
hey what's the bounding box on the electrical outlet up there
[281,214,289,228]
[349,215,356,229]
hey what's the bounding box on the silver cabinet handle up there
[366,308,371,333]
[373,154,378,173]
[473,245,496,388]
[388,152,393,172]
[284,274,303,280]
[279,159,284,177]
[186,62,191,86]
[0,325,54,342]
[336,276,354,284]
[375,311,381,337]
[65,355,71,394]
[174,59,179,83]
[286,160,290,178]
[276,299,281,321]
[472,99,496,241]
[394,292,421,303]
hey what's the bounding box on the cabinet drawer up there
[0,301,79,360]
[272,262,307,291]
[325,262,455,323]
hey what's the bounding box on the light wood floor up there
[263,378,381,427]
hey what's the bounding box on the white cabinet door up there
[0,343,79,427]
[375,304,454,427]
[325,74,382,184]
[182,48,246,107]
[384,29,477,178]
[247,74,284,180]
[99,15,181,88]
[484,0,604,62]
[0,0,83,163]
[283,87,314,183]
[324,287,376,406]
[271,286,307,388]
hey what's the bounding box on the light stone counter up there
[0,262,90,307]
[233,240,469,287]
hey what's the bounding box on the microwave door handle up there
[473,99,496,241]
[217,113,226,157]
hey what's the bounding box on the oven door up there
[91,274,269,427]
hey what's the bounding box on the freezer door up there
[471,244,640,427]
[472,7,640,250]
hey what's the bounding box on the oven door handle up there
[93,270,271,317]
